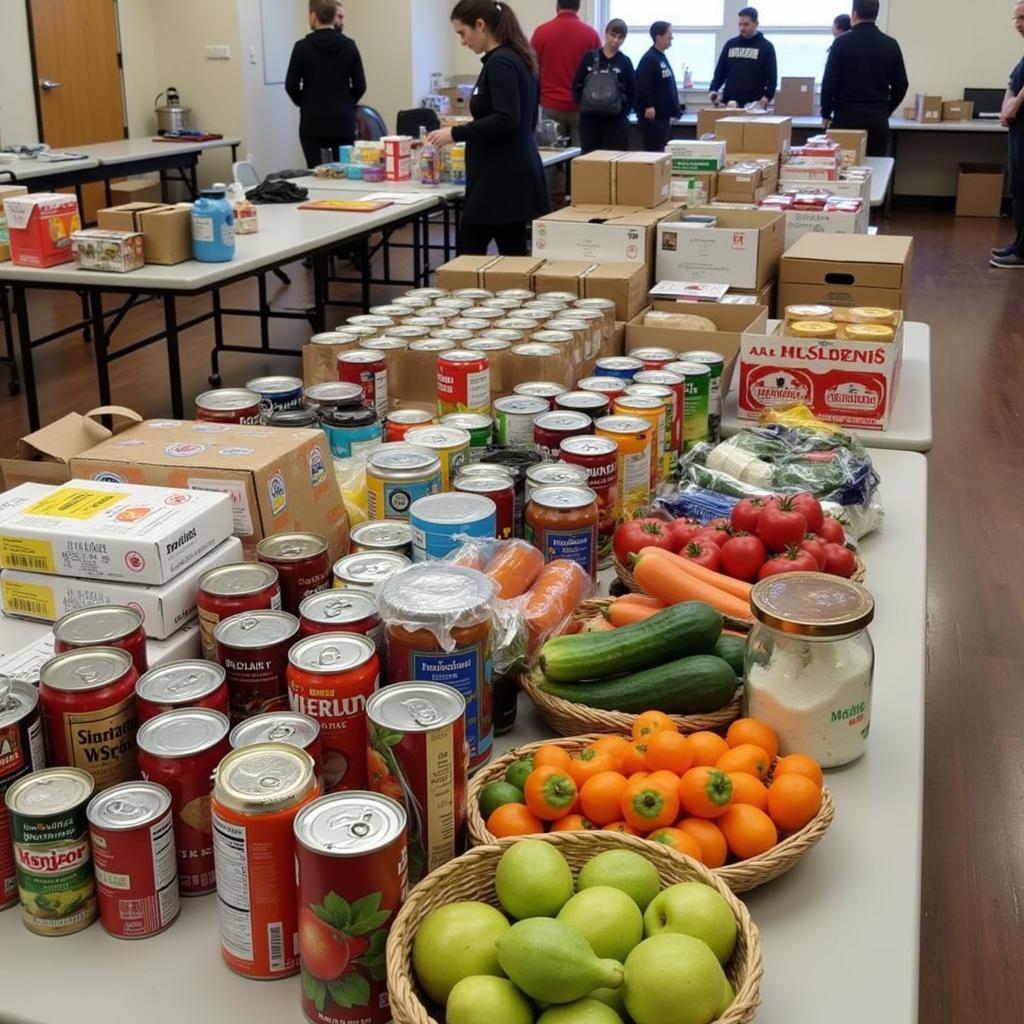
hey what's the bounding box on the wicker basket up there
[466,734,835,893]
[385,831,763,1024]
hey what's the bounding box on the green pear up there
[538,997,624,1024]
[557,886,644,962]
[447,976,535,1024]
[495,839,574,919]
[577,849,661,911]
[643,882,737,965]
[590,987,627,1016]
[623,933,726,1024]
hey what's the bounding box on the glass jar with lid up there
[744,572,875,769]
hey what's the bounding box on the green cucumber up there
[537,654,738,715]
[539,602,723,683]
[712,636,747,678]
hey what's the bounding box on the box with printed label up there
[942,100,975,122]
[913,94,942,123]
[655,207,785,290]
[0,535,243,638]
[0,479,234,585]
[668,140,727,173]
[782,204,870,248]
[71,229,145,273]
[71,421,349,562]
[0,185,29,262]
[3,192,81,268]
[774,78,816,117]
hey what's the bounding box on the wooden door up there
[29,0,127,220]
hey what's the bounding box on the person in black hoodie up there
[426,0,549,257]
[572,19,637,153]
[709,8,777,109]
[821,0,908,157]
[636,22,681,153]
[286,0,367,168]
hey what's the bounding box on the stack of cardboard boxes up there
[906,94,975,122]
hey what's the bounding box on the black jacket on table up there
[285,29,366,139]
[636,47,681,121]
[451,46,550,226]
[710,33,777,105]
[572,49,637,116]
[821,22,909,121]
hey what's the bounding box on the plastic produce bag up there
[333,455,368,527]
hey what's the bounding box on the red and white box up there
[738,315,904,430]
[383,135,413,181]
[2,192,81,268]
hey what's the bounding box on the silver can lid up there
[440,413,493,432]
[299,590,378,626]
[213,610,299,650]
[136,660,226,706]
[256,533,328,563]
[294,792,406,857]
[305,382,364,407]
[5,768,94,817]
[288,633,377,674]
[596,357,644,371]
[404,426,471,450]
[338,349,386,366]
[526,464,589,488]
[366,683,465,732]
[665,360,712,379]
[230,711,321,751]
[0,676,39,730]
[349,520,414,552]
[214,744,316,815]
[630,347,679,362]
[333,552,410,587]
[246,375,303,395]
[53,605,142,646]
[199,562,279,598]
[136,708,230,758]
[493,395,549,416]
[87,781,172,831]
[529,484,597,511]
[560,435,618,458]
[514,382,567,399]
[533,411,592,433]
[409,493,495,527]
[196,388,261,411]
[633,370,684,387]
[367,444,440,475]
[40,647,133,694]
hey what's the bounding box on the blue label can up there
[594,356,645,382]
[409,493,497,562]
[320,416,383,459]
[245,375,304,414]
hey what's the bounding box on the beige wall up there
[344,0,413,131]
[119,0,160,138]
[0,0,40,146]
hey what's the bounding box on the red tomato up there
[666,518,702,550]
[758,547,820,579]
[613,518,675,565]
[681,540,722,571]
[693,523,732,548]
[789,492,824,534]
[799,535,827,571]
[720,534,768,581]
[730,497,767,534]
[818,516,846,545]
[822,543,857,577]
[756,499,808,553]
[709,516,732,531]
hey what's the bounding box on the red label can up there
[577,375,628,403]
[0,678,46,909]
[53,605,148,676]
[256,534,332,616]
[338,349,389,420]
[559,435,620,569]
[532,410,593,460]
[136,708,231,895]
[86,781,180,938]
[135,661,229,724]
[366,683,466,885]
[629,347,679,371]
[214,610,300,724]
[294,793,407,1024]
[197,563,282,662]
[229,711,324,790]
[453,474,516,541]
[195,388,263,424]
[384,409,435,443]
[298,590,384,655]
[287,634,380,793]
[38,647,139,793]
[437,350,491,417]
[212,744,320,978]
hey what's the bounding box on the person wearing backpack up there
[572,19,637,153]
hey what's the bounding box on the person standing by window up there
[833,13,852,36]
[990,1,1024,268]
[636,22,681,153]
[285,0,366,167]
[709,8,777,109]
[427,0,549,257]
[573,19,637,153]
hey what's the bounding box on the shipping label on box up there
[533,212,650,264]
[668,140,726,173]
[783,205,870,248]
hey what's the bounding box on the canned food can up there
[317,405,383,458]
[403,426,471,491]
[366,683,466,884]
[246,376,305,414]
[365,444,442,520]
[53,605,148,675]
[630,347,679,370]
[614,394,667,487]
[595,415,653,524]
[196,388,263,425]
[256,533,332,615]
[524,462,589,504]
[135,661,229,724]
[513,381,568,408]
[533,411,593,460]
[559,436,619,568]
[595,356,644,382]
[492,395,549,446]
[578,375,628,403]
[0,678,46,909]
[213,610,301,723]
[287,634,381,792]
[337,350,389,420]
[345,314,394,332]
[678,351,725,442]
[479,447,544,538]
[39,647,139,792]
[409,493,497,562]
[136,708,231,895]
[555,390,611,422]
[304,382,366,410]
[625,384,675,479]
[229,711,324,788]
[349,520,414,558]
[453,474,516,541]
[451,288,494,302]
[437,351,491,417]
[266,407,319,428]
[212,745,319,978]
[440,413,492,460]
[197,562,282,662]
[383,409,436,444]
[665,360,712,451]
[86,781,179,939]
[525,485,600,581]
[332,552,411,596]
[634,370,684,460]
[5,768,97,935]
[434,297,474,312]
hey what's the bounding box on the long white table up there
[721,320,932,452]
[864,155,894,209]
[0,446,926,1024]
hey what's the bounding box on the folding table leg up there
[210,289,224,386]
[88,291,111,407]
[12,286,40,430]
[360,237,372,313]
[312,252,328,334]
[163,295,185,418]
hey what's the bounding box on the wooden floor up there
[1,205,1022,1023]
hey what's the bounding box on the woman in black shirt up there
[572,19,637,154]
[427,0,549,256]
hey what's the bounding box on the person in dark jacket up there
[285,0,367,168]
[709,8,777,109]
[833,13,852,36]
[427,0,549,257]
[990,1,1024,267]
[636,22,680,153]
[821,0,908,157]
[572,19,637,153]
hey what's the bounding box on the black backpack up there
[581,53,622,116]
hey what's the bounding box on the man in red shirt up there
[531,0,601,146]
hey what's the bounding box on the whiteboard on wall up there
[261,0,298,85]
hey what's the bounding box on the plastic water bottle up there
[191,183,235,262]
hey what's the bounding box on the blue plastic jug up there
[191,183,235,262]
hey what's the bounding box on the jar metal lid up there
[750,572,874,636]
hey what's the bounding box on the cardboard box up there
[668,140,727,174]
[0,184,28,262]
[435,256,499,290]
[110,177,163,205]
[717,166,765,204]
[722,155,779,194]
[728,279,776,313]
[696,109,738,138]
[655,208,785,290]
[533,261,595,296]
[98,203,192,266]
[71,421,349,561]
[717,116,792,155]
[942,100,975,121]
[783,204,870,248]
[615,152,672,208]
[955,163,1005,217]
[826,130,867,167]
[438,84,474,113]
[0,479,234,585]
[737,314,904,430]
[383,136,413,181]
[570,151,623,206]
[0,407,141,491]
[71,229,145,273]
[914,94,942,123]
[582,262,650,321]
[3,193,81,268]
[0,536,243,638]
[481,256,546,292]
[604,321,627,359]
[778,233,914,310]
[714,118,747,153]
[774,78,816,117]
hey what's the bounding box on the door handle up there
[40,79,63,91]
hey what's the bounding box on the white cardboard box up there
[776,176,871,202]
[0,479,233,585]
[0,535,243,638]
[667,140,727,173]
[783,205,870,248]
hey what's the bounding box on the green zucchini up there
[539,602,722,683]
[536,654,738,715]
[712,636,747,678]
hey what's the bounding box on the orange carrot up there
[633,552,753,621]
[607,598,668,627]
[484,540,545,599]
[581,615,616,632]
[524,560,591,654]
[638,545,753,601]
